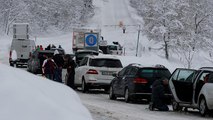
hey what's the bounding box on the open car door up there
[169,68,196,103]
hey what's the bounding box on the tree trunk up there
[164,33,169,59]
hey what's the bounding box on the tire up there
[172,100,182,111]
[109,86,116,100]
[10,63,14,67]
[124,88,130,103]
[104,88,110,93]
[82,79,88,93]
[199,98,209,116]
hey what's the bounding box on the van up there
[9,39,36,67]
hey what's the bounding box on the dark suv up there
[109,63,171,103]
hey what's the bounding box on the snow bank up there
[0,63,93,120]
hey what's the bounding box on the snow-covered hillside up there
[1,0,213,71]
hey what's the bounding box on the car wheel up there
[109,86,116,100]
[199,98,209,116]
[124,88,130,103]
[82,79,87,93]
[10,63,14,67]
[172,100,182,111]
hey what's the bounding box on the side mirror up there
[112,73,118,77]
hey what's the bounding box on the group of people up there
[41,50,76,89]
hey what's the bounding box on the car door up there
[113,67,128,95]
[75,57,88,85]
[124,67,138,94]
[119,67,132,96]
[169,68,196,103]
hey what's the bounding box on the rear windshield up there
[138,68,171,79]
[89,59,122,68]
[76,52,98,58]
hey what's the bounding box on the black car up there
[109,63,171,103]
[27,49,64,74]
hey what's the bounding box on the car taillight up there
[133,78,148,84]
[86,69,98,74]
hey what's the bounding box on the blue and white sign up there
[85,33,98,47]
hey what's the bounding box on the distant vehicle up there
[75,50,99,65]
[27,49,64,74]
[9,23,35,67]
[13,23,29,40]
[9,39,35,67]
[72,28,101,53]
[109,64,171,103]
[107,42,122,55]
[169,67,213,116]
[74,55,123,93]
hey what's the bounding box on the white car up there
[74,55,123,92]
[169,67,213,116]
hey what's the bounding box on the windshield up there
[108,45,118,50]
[89,59,122,68]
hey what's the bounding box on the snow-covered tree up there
[0,0,94,35]
[130,0,213,63]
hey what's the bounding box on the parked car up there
[169,67,213,116]
[74,55,123,92]
[109,63,171,103]
[75,50,99,65]
[27,49,64,74]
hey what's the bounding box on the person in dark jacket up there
[149,78,169,111]
[64,55,76,89]
[53,50,64,83]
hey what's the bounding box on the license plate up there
[102,71,114,75]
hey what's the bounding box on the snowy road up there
[77,90,212,120]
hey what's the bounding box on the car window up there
[89,58,122,68]
[197,71,213,83]
[108,45,117,50]
[139,69,154,78]
[175,69,196,82]
[118,67,128,76]
[128,67,138,75]
[79,57,88,66]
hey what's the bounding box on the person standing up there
[64,55,76,89]
[53,50,64,83]
[149,78,169,111]
[42,55,57,80]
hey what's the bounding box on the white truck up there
[72,28,101,53]
[9,23,36,67]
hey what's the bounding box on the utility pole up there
[136,25,141,57]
